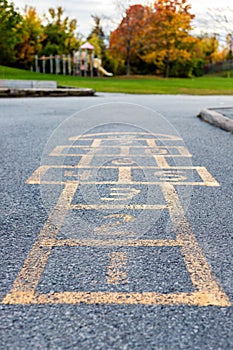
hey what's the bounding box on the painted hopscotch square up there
[35,247,193,294]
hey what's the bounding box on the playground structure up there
[75,42,113,77]
[34,42,113,77]
[93,58,113,77]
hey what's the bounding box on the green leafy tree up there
[0,0,23,65]
[88,15,106,58]
[41,7,80,55]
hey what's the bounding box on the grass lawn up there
[0,65,233,95]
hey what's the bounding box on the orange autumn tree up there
[143,0,195,77]
[109,4,151,75]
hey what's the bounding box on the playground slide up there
[98,66,113,76]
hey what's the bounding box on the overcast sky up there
[13,0,232,38]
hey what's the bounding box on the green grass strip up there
[0,65,233,95]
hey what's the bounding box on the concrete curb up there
[198,108,233,133]
[0,87,95,98]
[0,79,57,89]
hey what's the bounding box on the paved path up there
[0,94,232,349]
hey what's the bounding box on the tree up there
[192,34,220,63]
[143,0,195,77]
[41,7,80,56]
[109,4,151,75]
[88,15,106,58]
[16,6,45,68]
[0,0,23,65]
[226,33,233,59]
[89,15,105,40]
[206,7,233,59]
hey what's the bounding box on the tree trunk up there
[126,41,131,76]
[165,52,170,78]
[126,56,130,75]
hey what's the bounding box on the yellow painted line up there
[177,146,192,156]
[50,139,102,156]
[80,170,92,181]
[39,239,179,247]
[118,167,132,183]
[81,166,208,169]
[154,155,170,168]
[3,291,230,306]
[101,187,141,201]
[48,153,192,158]
[160,182,231,307]
[145,148,168,155]
[64,170,92,180]
[9,132,228,307]
[2,291,36,305]
[50,145,190,157]
[26,165,50,184]
[106,252,128,284]
[26,165,221,170]
[25,165,219,187]
[2,183,78,304]
[27,181,69,185]
[59,145,187,149]
[50,139,101,161]
[112,159,136,165]
[196,167,220,186]
[49,145,64,156]
[75,138,182,142]
[73,139,101,167]
[70,204,166,210]
[93,230,137,237]
[69,132,182,140]
[91,139,102,147]
[146,139,158,147]
[104,214,134,222]
[77,155,94,166]
[154,170,187,182]
[27,180,220,186]
[120,146,130,156]
[64,170,75,177]
[93,214,134,236]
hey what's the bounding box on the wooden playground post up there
[50,55,53,74]
[73,51,76,76]
[62,55,66,75]
[68,54,72,75]
[42,56,46,74]
[90,52,94,77]
[84,49,88,77]
[35,55,39,73]
[55,55,60,74]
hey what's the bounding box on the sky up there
[13,0,232,38]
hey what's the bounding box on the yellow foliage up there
[142,0,195,75]
[16,6,45,65]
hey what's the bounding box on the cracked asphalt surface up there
[0,94,233,349]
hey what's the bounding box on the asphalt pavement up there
[0,94,233,349]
